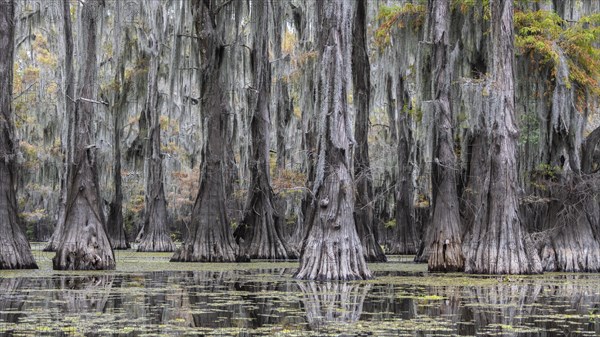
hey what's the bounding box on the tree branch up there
[67,94,109,106]
[214,0,233,15]
[177,33,200,39]
[12,82,37,101]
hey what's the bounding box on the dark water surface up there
[0,248,599,336]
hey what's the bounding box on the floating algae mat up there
[1,248,599,336]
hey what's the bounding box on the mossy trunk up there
[45,0,76,253]
[272,1,293,171]
[235,0,296,260]
[426,0,464,272]
[352,0,386,263]
[462,0,541,274]
[107,0,129,250]
[53,0,116,270]
[0,0,37,269]
[137,3,175,252]
[294,0,371,281]
[171,0,239,262]
[394,75,419,256]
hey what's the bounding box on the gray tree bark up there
[392,75,419,255]
[137,2,175,252]
[45,0,76,252]
[289,0,317,251]
[0,0,38,270]
[171,0,240,262]
[352,0,386,263]
[462,0,541,274]
[107,0,129,250]
[235,0,297,260]
[273,1,293,171]
[53,0,116,270]
[294,0,371,281]
[427,0,464,272]
[537,123,600,272]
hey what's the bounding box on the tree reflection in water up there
[0,278,28,334]
[56,275,114,313]
[1,270,600,336]
[297,281,371,334]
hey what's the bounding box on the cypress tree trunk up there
[0,0,38,270]
[427,0,464,272]
[45,0,76,252]
[235,0,296,260]
[287,1,318,251]
[45,176,67,252]
[392,75,419,255]
[538,124,600,272]
[294,0,371,281]
[53,0,116,270]
[137,2,175,252]
[533,27,600,271]
[107,0,129,250]
[131,105,148,243]
[462,0,541,274]
[171,0,239,262]
[272,1,293,171]
[352,0,386,262]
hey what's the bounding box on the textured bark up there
[137,2,175,252]
[393,75,419,255]
[536,44,600,271]
[352,0,386,263]
[289,0,318,251]
[171,0,239,262]
[538,125,600,272]
[107,0,129,250]
[0,0,37,270]
[235,0,296,260]
[462,0,541,274]
[45,0,75,253]
[53,0,116,270]
[539,194,600,272]
[273,1,293,171]
[582,125,600,174]
[45,176,67,251]
[295,0,371,281]
[427,0,464,272]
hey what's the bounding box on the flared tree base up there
[111,239,131,250]
[170,242,242,262]
[137,232,175,252]
[0,242,38,270]
[53,243,115,270]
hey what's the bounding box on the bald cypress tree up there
[295,0,371,281]
[0,0,38,270]
[426,0,464,272]
[235,0,296,260]
[352,0,386,263]
[462,0,541,274]
[53,0,115,270]
[171,0,239,262]
[137,1,175,252]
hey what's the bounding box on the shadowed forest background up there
[2,0,600,277]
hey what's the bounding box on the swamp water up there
[0,247,599,336]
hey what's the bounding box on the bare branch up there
[12,82,37,101]
[214,0,233,15]
[67,94,109,106]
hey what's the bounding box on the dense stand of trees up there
[1,0,600,279]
